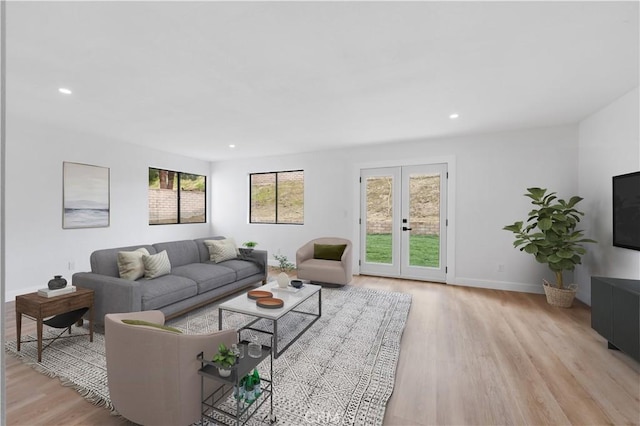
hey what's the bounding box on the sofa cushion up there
[143,250,171,279]
[217,259,262,281]
[297,258,349,285]
[204,239,238,263]
[314,244,347,261]
[152,240,200,268]
[140,275,198,310]
[117,248,150,280]
[171,263,237,294]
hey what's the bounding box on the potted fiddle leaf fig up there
[503,187,596,307]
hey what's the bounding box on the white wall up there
[212,125,579,294]
[576,87,640,305]
[4,117,213,300]
[5,112,607,301]
[211,151,353,263]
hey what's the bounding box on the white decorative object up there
[277,272,290,288]
[218,367,231,377]
[37,286,77,298]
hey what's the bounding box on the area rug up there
[5,285,411,425]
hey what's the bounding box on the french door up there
[359,164,447,282]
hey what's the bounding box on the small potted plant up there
[503,187,596,307]
[212,343,237,377]
[273,254,296,288]
[240,241,258,257]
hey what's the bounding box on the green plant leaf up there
[557,250,574,259]
[524,244,538,254]
[547,254,562,263]
[503,222,523,232]
[526,187,547,201]
[538,218,553,230]
[534,253,548,263]
[566,196,584,208]
[548,262,564,271]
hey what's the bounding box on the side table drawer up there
[40,293,93,317]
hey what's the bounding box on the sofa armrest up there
[296,242,314,266]
[246,249,268,283]
[341,244,353,279]
[72,272,142,326]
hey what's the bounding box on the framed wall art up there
[63,162,110,229]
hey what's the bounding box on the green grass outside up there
[366,234,440,267]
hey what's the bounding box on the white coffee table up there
[218,282,322,358]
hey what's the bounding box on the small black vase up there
[48,275,67,290]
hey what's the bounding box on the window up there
[148,168,206,225]
[250,170,304,224]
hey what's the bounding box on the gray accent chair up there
[296,237,353,286]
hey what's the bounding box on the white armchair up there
[296,237,353,286]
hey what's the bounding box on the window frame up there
[249,169,304,225]
[148,167,207,225]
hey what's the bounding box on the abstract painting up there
[63,162,110,229]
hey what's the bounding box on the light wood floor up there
[4,276,640,426]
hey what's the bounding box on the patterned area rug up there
[6,285,411,425]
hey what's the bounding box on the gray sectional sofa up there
[72,237,267,325]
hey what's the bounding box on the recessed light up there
[58,88,72,95]
[449,113,459,119]
[229,144,236,149]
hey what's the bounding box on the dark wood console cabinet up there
[591,276,639,362]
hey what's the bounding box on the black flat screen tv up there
[613,171,640,251]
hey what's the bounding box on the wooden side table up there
[16,287,94,362]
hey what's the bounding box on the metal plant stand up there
[197,340,275,425]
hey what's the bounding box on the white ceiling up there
[7,1,639,161]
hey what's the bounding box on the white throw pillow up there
[117,248,150,280]
[204,239,238,263]
[142,250,171,279]
[219,238,240,255]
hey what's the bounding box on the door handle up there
[402,226,412,231]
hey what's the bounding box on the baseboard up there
[449,277,544,294]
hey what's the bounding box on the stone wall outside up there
[367,219,440,236]
[149,189,205,224]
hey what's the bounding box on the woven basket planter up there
[543,279,577,308]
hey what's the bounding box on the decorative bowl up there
[290,279,304,288]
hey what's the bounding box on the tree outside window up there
[149,168,206,225]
